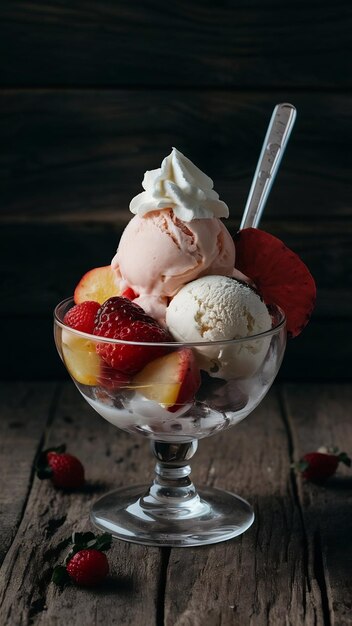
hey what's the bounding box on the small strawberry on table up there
[52,532,112,588]
[36,444,85,490]
[296,446,351,482]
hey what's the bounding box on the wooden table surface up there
[0,381,351,625]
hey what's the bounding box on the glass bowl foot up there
[90,484,254,547]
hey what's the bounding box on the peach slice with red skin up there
[133,348,201,412]
[74,266,120,305]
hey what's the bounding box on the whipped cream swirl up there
[129,147,229,222]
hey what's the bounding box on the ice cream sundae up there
[55,147,316,440]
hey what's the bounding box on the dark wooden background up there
[1,1,351,381]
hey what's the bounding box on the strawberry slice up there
[235,228,316,338]
[93,297,172,375]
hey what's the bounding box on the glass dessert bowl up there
[54,296,286,547]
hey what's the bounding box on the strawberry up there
[52,531,112,588]
[95,296,152,328]
[234,228,316,337]
[36,444,85,489]
[93,296,172,375]
[66,549,109,587]
[296,446,351,482]
[63,301,100,333]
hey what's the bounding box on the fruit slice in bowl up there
[93,296,173,375]
[74,266,120,305]
[133,348,201,412]
[61,300,101,386]
[61,332,101,386]
[235,228,316,338]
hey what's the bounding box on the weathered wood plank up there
[1,91,351,219]
[283,384,352,626]
[164,388,322,625]
[0,382,161,625]
[1,382,350,624]
[0,2,350,87]
[0,382,57,565]
[279,319,351,382]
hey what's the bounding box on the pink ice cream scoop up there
[111,209,235,322]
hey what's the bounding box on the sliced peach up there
[133,348,201,410]
[62,330,101,386]
[74,266,120,304]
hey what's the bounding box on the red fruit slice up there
[133,348,201,411]
[63,301,100,333]
[93,296,172,375]
[235,228,316,337]
[121,287,138,300]
[74,266,120,304]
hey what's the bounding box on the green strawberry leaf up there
[338,452,351,467]
[36,466,53,480]
[52,565,71,588]
[94,533,112,552]
[72,531,95,547]
[60,531,113,564]
[295,460,309,472]
[35,444,66,480]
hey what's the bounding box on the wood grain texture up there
[283,384,352,626]
[0,382,57,565]
[164,388,322,625]
[0,382,351,624]
[0,1,351,87]
[0,91,351,220]
[0,383,161,625]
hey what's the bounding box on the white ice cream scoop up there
[166,275,272,379]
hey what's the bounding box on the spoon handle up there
[240,103,297,230]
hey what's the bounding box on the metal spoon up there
[240,103,297,230]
